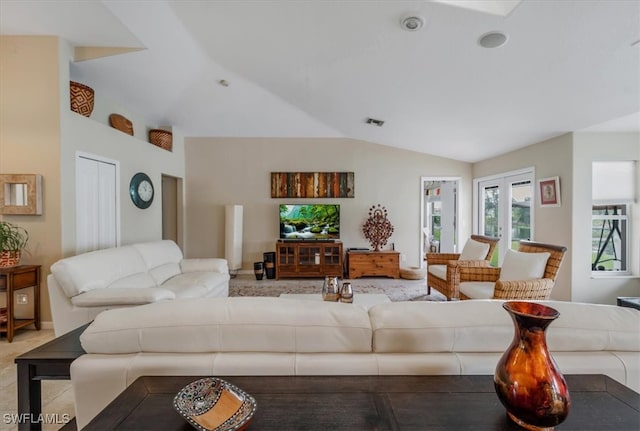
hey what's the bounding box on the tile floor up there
[1,329,74,431]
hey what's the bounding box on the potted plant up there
[0,221,29,268]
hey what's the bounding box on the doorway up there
[161,174,183,247]
[474,168,534,265]
[420,177,460,266]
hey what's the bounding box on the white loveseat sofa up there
[70,297,640,428]
[48,240,229,336]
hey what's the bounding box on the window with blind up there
[591,161,636,274]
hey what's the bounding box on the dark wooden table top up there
[15,323,87,364]
[80,374,639,431]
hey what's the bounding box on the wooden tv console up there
[276,241,343,278]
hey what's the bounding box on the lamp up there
[225,205,243,274]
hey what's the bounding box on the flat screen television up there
[279,204,340,240]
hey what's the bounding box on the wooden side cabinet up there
[276,242,343,278]
[347,251,400,279]
[0,264,41,342]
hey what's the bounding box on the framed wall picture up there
[538,176,561,207]
[270,172,354,198]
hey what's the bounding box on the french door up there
[475,169,534,265]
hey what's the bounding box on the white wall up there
[473,134,574,300]
[572,132,640,304]
[59,41,186,255]
[184,138,472,267]
[473,132,640,304]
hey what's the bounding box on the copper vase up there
[494,301,570,431]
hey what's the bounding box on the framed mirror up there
[0,174,43,215]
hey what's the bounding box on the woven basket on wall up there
[109,114,134,135]
[70,81,95,117]
[149,129,173,151]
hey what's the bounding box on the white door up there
[76,153,119,253]
[476,170,534,265]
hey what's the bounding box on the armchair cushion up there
[427,264,447,279]
[459,281,495,299]
[499,249,550,281]
[459,239,491,260]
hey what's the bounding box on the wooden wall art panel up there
[271,172,354,198]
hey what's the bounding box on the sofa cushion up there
[80,297,373,354]
[109,273,156,289]
[181,258,229,274]
[162,272,229,298]
[70,287,175,307]
[543,301,640,352]
[133,240,183,269]
[149,263,182,285]
[51,246,148,297]
[499,249,550,281]
[459,239,490,260]
[370,300,640,354]
[370,301,513,353]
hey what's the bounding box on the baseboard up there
[232,269,254,276]
[40,321,53,330]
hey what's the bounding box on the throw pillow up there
[499,249,550,281]
[459,238,491,260]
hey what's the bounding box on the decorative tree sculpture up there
[362,204,394,251]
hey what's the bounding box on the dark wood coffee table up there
[14,323,88,431]
[75,374,638,430]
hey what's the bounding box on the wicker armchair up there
[457,240,567,300]
[426,234,499,300]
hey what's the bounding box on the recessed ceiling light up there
[478,31,508,48]
[400,16,424,32]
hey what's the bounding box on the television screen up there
[279,204,340,239]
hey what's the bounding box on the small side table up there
[0,264,41,342]
[617,297,640,310]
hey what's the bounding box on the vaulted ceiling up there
[2,0,638,162]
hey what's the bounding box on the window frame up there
[591,203,631,275]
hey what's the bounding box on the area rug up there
[229,275,445,302]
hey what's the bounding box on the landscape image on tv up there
[279,204,340,239]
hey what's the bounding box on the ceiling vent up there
[366,118,385,127]
[400,16,424,32]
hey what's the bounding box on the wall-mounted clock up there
[129,172,154,209]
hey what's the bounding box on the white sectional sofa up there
[48,240,229,336]
[71,297,640,428]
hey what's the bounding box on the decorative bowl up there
[173,377,257,431]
